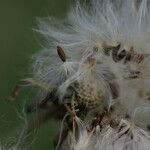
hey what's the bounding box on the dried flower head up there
[31,0,150,149]
[7,0,150,149]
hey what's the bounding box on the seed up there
[57,46,66,62]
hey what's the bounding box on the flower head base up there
[73,81,104,109]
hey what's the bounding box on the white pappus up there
[31,0,150,149]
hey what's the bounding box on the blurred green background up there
[0,0,70,149]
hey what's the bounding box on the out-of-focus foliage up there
[0,0,70,149]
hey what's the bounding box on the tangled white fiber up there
[31,0,150,149]
[4,0,150,150]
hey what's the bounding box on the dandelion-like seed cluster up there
[6,0,150,150]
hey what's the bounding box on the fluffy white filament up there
[73,119,150,150]
[32,0,150,149]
